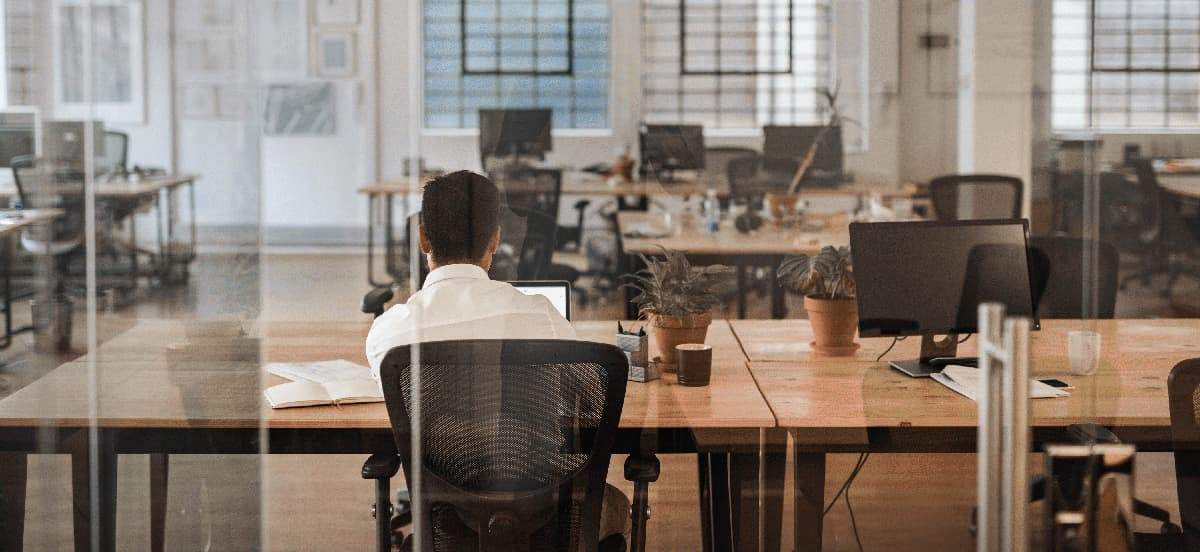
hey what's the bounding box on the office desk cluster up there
[0,174,200,289]
[2,317,1198,551]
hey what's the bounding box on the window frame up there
[677,0,795,76]
[459,0,576,76]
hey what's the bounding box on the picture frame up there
[314,32,356,78]
[255,0,309,79]
[261,82,336,136]
[52,0,146,123]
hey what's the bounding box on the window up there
[424,0,610,129]
[1052,0,1200,130]
[642,0,831,130]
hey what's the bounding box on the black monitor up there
[0,112,36,168]
[850,219,1037,377]
[479,108,553,162]
[762,125,843,185]
[639,124,705,178]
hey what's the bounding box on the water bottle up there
[703,189,720,234]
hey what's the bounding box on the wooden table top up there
[735,319,1200,433]
[0,174,198,200]
[359,174,925,200]
[1157,173,1200,200]
[617,211,850,256]
[0,319,775,430]
[0,209,63,238]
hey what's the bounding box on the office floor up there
[2,252,1195,551]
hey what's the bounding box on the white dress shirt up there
[365,263,576,380]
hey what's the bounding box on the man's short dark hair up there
[420,170,501,264]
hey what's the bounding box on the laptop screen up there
[510,281,571,321]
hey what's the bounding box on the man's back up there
[365,264,575,379]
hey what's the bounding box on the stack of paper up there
[931,365,1069,402]
[264,360,382,409]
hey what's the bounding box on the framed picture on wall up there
[315,32,356,78]
[313,0,359,26]
[52,0,146,123]
[255,0,309,78]
[262,82,336,136]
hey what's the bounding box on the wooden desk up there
[732,318,1200,550]
[617,211,849,319]
[0,318,777,551]
[0,174,198,200]
[1158,174,1200,200]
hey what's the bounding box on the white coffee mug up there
[1067,330,1101,376]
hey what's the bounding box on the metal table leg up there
[0,452,27,551]
[70,428,118,552]
[793,446,827,551]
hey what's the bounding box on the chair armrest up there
[362,453,401,480]
[362,287,395,317]
[624,454,660,483]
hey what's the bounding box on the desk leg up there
[149,454,169,552]
[700,453,733,551]
[70,429,117,552]
[366,194,388,288]
[735,265,747,320]
[0,452,27,552]
[793,450,826,551]
[769,260,786,319]
[384,194,397,282]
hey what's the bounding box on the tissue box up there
[617,332,657,382]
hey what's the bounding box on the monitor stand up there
[889,334,962,378]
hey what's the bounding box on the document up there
[266,359,371,384]
[931,365,1069,401]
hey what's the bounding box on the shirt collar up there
[422,264,490,289]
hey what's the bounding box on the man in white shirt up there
[364,170,627,543]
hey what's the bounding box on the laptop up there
[509,280,571,321]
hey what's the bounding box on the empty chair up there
[929,174,1024,221]
[1160,358,1200,550]
[1028,236,1120,318]
[367,339,632,551]
[492,167,562,222]
[704,146,758,193]
[1119,159,1200,297]
[11,155,85,268]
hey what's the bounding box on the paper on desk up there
[266,359,371,384]
[931,365,1069,401]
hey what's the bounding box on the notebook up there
[264,379,383,409]
[264,359,381,409]
[931,365,1070,401]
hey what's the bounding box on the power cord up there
[874,336,906,362]
[823,453,870,552]
[957,333,973,344]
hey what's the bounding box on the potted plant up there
[777,246,859,356]
[625,248,733,371]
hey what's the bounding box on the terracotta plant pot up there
[648,312,713,372]
[804,296,860,356]
[764,193,801,225]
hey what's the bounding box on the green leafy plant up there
[624,248,734,318]
[777,246,855,299]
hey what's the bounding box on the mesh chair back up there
[11,156,85,247]
[726,155,788,202]
[929,174,1024,221]
[103,131,128,173]
[378,340,629,552]
[1028,236,1120,318]
[1168,359,1200,549]
[494,168,563,221]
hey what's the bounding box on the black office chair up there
[364,339,635,552]
[1119,160,1200,297]
[726,155,786,209]
[929,174,1024,221]
[494,167,563,222]
[1156,358,1200,551]
[705,147,759,202]
[1029,236,1120,319]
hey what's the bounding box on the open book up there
[264,359,382,409]
[931,365,1069,402]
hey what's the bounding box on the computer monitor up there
[43,120,105,172]
[509,280,571,321]
[479,109,553,162]
[639,124,705,178]
[762,125,843,185]
[0,111,38,169]
[850,219,1036,377]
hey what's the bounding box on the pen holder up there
[617,331,658,382]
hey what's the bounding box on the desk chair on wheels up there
[363,340,638,552]
[1118,160,1200,297]
[929,174,1023,221]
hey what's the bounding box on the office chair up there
[494,167,562,222]
[1156,358,1200,551]
[705,147,759,199]
[1119,160,1200,298]
[928,174,1024,221]
[11,156,85,290]
[102,130,129,175]
[1028,236,1120,318]
[364,339,636,552]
